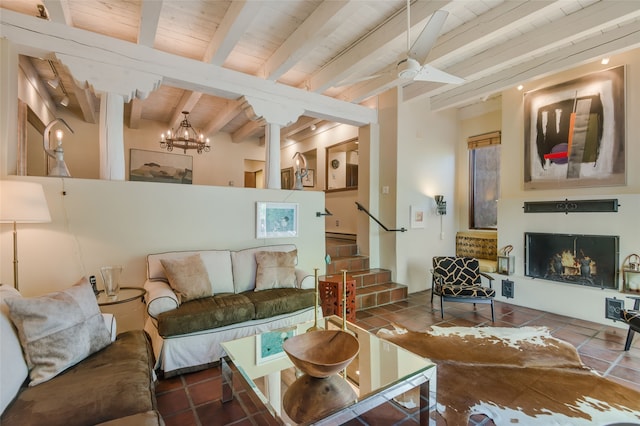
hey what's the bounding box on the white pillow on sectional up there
[199,251,234,294]
[0,285,29,415]
[231,245,297,293]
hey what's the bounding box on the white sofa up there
[143,244,319,377]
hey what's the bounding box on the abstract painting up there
[524,66,625,189]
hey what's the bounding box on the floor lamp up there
[0,181,51,291]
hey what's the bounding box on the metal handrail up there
[355,202,406,232]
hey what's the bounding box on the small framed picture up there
[605,297,624,321]
[256,202,299,238]
[410,205,426,229]
[281,168,293,189]
[255,328,295,364]
[302,169,315,187]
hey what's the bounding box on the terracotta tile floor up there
[156,291,640,425]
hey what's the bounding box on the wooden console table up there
[319,275,356,322]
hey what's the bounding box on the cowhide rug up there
[378,325,640,425]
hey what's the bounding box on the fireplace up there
[524,232,619,289]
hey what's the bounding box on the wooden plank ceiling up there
[2,0,640,143]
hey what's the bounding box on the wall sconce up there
[292,152,308,190]
[498,245,515,275]
[43,118,74,177]
[435,195,447,215]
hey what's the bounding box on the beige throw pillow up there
[255,250,297,291]
[5,277,112,386]
[161,254,213,302]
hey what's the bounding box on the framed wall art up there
[302,169,315,187]
[256,202,299,238]
[410,205,426,229]
[523,66,625,190]
[281,167,293,190]
[129,149,193,184]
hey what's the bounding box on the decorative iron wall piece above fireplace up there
[523,199,619,214]
[525,232,619,289]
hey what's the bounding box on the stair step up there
[324,236,409,311]
[325,255,369,275]
[348,268,392,288]
[321,268,391,289]
[326,241,358,258]
[356,282,408,310]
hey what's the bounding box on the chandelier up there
[160,111,210,154]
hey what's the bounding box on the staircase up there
[321,237,408,311]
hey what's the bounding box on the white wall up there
[492,50,640,326]
[280,124,360,235]
[394,93,458,293]
[0,176,326,298]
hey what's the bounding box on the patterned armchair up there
[621,308,640,351]
[431,256,496,322]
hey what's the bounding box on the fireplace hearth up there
[525,232,619,289]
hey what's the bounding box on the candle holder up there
[307,268,323,332]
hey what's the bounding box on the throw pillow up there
[255,249,297,291]
[160,254,213,303]
[5,277,112,386]
[0,285,29,412]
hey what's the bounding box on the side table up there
[97,287,147,332]
[319,275,356,322]
[96,286,146,306]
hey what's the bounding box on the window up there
[468,131,501,229]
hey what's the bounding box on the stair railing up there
[355,202,407,232]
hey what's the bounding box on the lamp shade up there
[0,181,51,223]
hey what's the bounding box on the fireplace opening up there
[525,232,619,289]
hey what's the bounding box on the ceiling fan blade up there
[414,64,464,84]
[335,72,389,88]
[409,10,449,64]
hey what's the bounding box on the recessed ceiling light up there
[517,85,524,91]
[601,57,610,65]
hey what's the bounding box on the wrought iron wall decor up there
[523,199,619,214]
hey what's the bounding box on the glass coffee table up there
[221,316,437,425]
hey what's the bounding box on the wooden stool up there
[319,275,356,322]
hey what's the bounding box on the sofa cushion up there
[231,244,297,293]
[161,254,213,303]
[0,285,28,416]
[148,250,234,294]
[243,288,315,319]
[158,294,255,337]
[4,278,112,386]
[255,249,297,291]
[0,330,156,426]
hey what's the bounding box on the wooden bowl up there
[283,330,359,378]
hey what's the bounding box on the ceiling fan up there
[342,0,464,87]
[395,0,464,84]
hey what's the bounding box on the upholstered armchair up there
[621,308,640,351]
[431,256,496,322]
